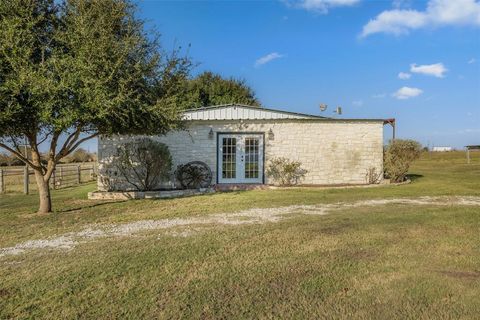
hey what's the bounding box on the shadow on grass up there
[407,174,424,182]
[143,189,248,203]
[56,200,128,214]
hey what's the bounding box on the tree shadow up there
[407,174,424,182]
[56,200,128,214]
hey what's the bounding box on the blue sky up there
[85,0,480,151]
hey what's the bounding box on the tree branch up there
[0,142,42,170]
[26,132,48,174]
[56,127,82,159]
[61,132,99,160]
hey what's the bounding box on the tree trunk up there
[34,169,52,214]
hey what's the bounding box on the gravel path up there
[1,196,480,258]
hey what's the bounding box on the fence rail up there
[0,163,97,194]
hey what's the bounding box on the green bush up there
[115,138,172,191]
[266,157,308,186]
[384,139,422,183]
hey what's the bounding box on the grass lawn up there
[0,151,479,319]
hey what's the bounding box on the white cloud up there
[352,100,364,106]
[468,58,476,64]
[284,0,360,13]
[254,52,284,68]
[458,128,480,134]
[410,63,447,78]
[361,0,480,37]
[372,93,386,98]
[392,0,412,9]
[393,86,423,99]
[398,72,411,79]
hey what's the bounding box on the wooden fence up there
[0,163,97,194]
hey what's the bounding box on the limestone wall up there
[97,119,384,190]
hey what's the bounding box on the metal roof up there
[183,104,327,121]
[183,104,385,122]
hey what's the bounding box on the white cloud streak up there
[398,72,411,79]
[361,0,480,37]
[410,63,447,78]
[254,52,284,68]
[393,86,423,99]
[352,100,364,106]
[468,58,476,64]
[285,0,360,13]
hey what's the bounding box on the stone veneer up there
[97,119,384,191]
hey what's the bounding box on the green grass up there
[0,151,479,319]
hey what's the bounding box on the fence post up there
[77,165,81,184]
[23,167,29,195]
[0,169,4,194]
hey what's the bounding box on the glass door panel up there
[222,137,237,179]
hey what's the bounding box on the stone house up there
[97,104,385,190]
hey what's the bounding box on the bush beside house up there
[266,157,308,186]
[384,139,422,183]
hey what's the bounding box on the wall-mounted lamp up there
[268,128,274,141]
[208,128,214,140]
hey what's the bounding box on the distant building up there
[432,146,452,152]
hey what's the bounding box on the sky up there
[86,0,480,150]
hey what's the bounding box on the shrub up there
[384,139,422,183]
[266,157,308,186]
[366,167,382,184]
[114,138,172,191]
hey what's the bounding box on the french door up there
[218,133,264,184]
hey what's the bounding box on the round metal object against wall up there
[176,161,212,189]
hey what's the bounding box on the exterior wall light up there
[208,128,214,140]
[268,128,274,140]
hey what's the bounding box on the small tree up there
[384,139,422,183]
[114,138,172,191]
[0,0,191,212]
[266,157,308,186]
[0,152,9,166]
[67,148,92,163]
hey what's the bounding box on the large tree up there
[0,0,191,213]
[179,71,261,109]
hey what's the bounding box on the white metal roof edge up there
[183,103,328,119]
[185,118,386,123]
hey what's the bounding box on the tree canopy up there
[178,71,261,109]
[0,0,191,212]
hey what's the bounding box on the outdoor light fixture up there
[208,128,214,140]
[268,128,274,140]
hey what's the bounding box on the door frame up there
[216,132,266,184]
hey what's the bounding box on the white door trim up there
[217,133,264,184]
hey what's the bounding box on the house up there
[432,146,453,152]
[97,104,386,190]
